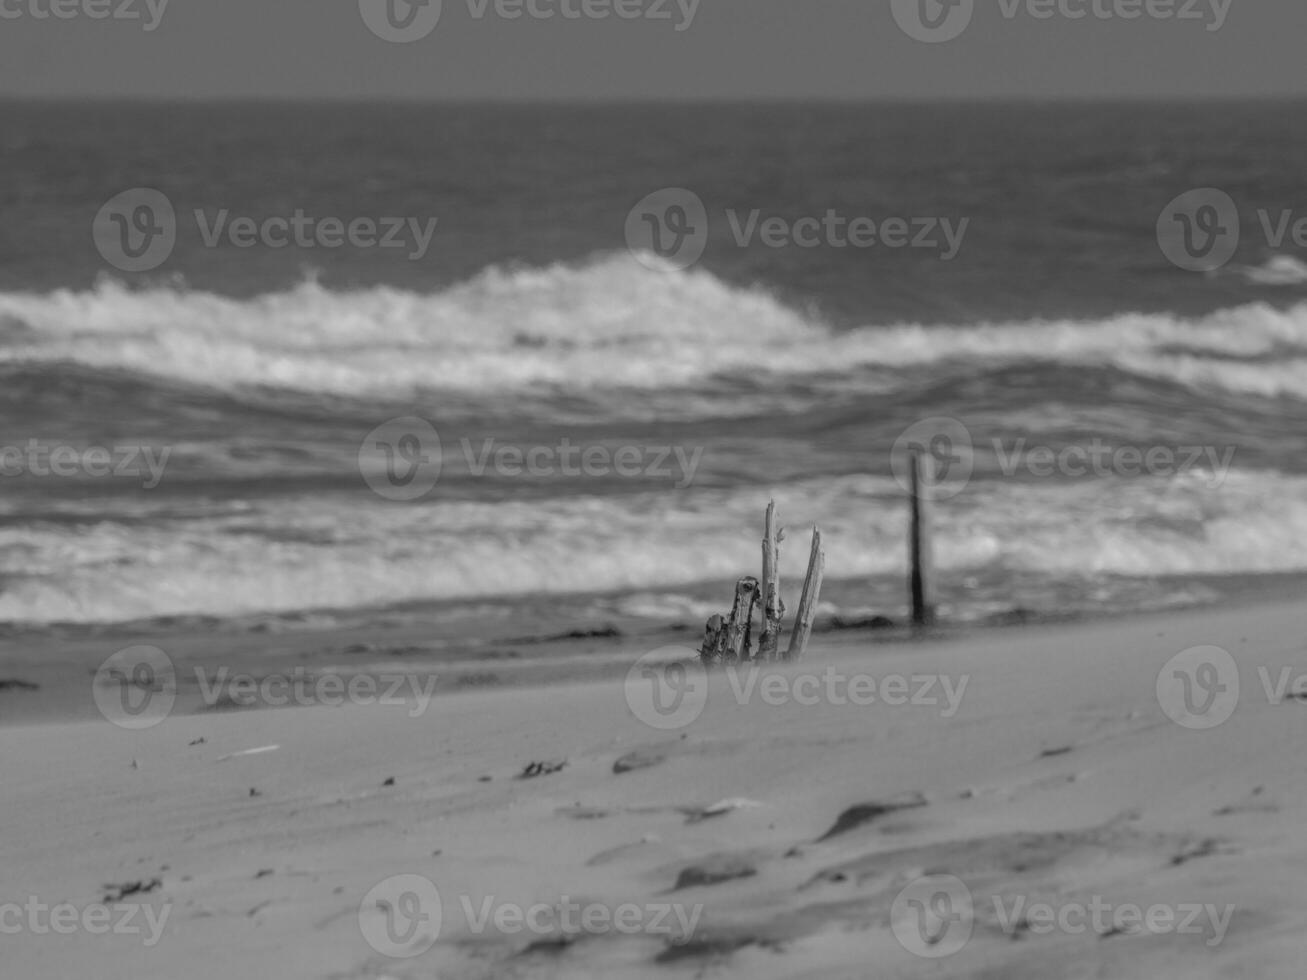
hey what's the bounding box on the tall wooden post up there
[909,450,936,628]
[757,501,785,663]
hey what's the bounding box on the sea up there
[2,100,1306,636]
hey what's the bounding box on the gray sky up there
[0,0,1298,100]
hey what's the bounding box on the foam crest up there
[2,256,1307,403]
[3,470,1307,624]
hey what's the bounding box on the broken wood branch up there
[785,527,825,662]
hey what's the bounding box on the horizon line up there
[2,93,1307,106]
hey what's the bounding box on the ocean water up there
[2,100,1306,631]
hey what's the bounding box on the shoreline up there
[3,577,1305,729]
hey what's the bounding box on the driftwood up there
[785,527,825,662]
[697,454,942,674]
[700,577,760,666]
[909,450,936,628]
[699,614,730,665]
[725,576,760,664]
[756,500,786,663]
[700,505,827,668]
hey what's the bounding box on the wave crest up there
[2,254,1307,402]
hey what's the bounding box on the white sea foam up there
[2,255,1307,404]
[2,469,1304,624]
[1237,254,1307,286]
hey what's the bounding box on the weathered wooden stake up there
[785,527,825,662]
[757,500,785,663]
[724,576,760,664]
[909,450,936,628]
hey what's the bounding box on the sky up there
[0,0,1300,100]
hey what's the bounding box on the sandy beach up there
[6,4,1307,979]
[3,596,1305,979]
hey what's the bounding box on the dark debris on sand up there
[518,760,568,780]
[816,792,929,842]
